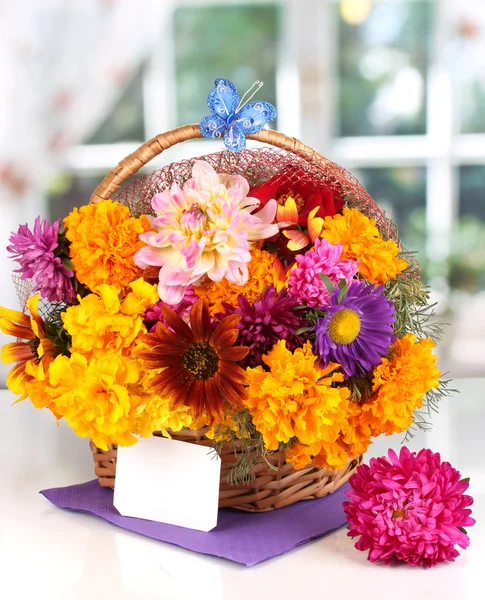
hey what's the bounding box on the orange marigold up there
[361,333,441,436]
[194,247,279,314]
[64,199,151,294]
[285,401,373,471]
[245,340,350,453]
[321,207,408,284]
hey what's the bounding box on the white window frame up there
[62,0,485,297]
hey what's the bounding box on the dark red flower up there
[249,167,345,226]
[140,298,249,423]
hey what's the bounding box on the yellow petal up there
[26,294,41,322]
[2,342,33,364]
[308,207,324,242]
[277,197,298,224]
[0,318,35,340]
[283,229,310,251]
[0,306,30,327]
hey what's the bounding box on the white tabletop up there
[1,379,484,600]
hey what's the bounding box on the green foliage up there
[211,409,278,486]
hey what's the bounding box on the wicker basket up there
[88,125,366,513]
[90,431,362,513]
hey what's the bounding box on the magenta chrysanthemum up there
[145,286,198,331]
[287,237,358,308]
[7,217,75,303]
[220,286,305,368]
[344,447,475,568]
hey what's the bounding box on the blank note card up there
[114,436,221,532]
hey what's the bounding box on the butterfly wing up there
[235,101,276,134]
[207,78,239,119]
[224,124,246,152]
[199,114,227,140]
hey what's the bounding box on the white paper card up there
[114,436,221,532]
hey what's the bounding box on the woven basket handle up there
[89,124,327,203]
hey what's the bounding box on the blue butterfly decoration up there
[199,78,276,152]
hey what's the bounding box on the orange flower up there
[64,199,151,294]
[139,298,249,423]
[321,207,408,284]
[245,340,350,452]
[194,248,282,314]
[0,294,54,405]
[361,334,441,436]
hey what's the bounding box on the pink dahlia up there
[133,160,280,304]
[7,217,75,304]
[344,447,475,568]
[287,238,358,308]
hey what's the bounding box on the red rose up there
[249,167,344,226]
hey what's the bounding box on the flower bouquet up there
[1,79,448,512]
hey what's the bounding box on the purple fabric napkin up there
[41,480,349,566]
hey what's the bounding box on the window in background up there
[451,166,485,292]
[173,4,280,127]
[353,166,427,253]
[48,174,105,222]
[338,0,430,137]
[84,66,145,145]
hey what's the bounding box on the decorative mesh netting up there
[113,146,396,237]
[17,145,412,317]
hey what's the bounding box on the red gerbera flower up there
[140,298,249,423]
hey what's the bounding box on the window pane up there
[174,5,279,127]
[85,67,145,144]
[452,166,485,291]
[460,78,485,134]
[338,0,430,136]
[48,173,105,222]
[352,166,427,258]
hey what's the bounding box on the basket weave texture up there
[90,432,362,512]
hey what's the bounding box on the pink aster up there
[133,160,280,304]
[344,447,475,568]
[287,237,358,308]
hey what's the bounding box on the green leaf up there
[458,526,467,534]
[460,477,470,484]
[61,257,74,271]
[319,273,334,295]
[295,326,313,336]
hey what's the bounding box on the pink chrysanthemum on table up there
[7,217,75,303]
[133,160,280,304]
[287,238,358,308]
[344,447,475,568]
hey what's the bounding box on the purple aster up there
[314,281,395,378]
[221,286,306,368]
[146,285,198,331]
[7,217,75,303]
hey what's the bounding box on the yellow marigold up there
[195,247,279,314]
[45,352,145,450]
[321,207,408,284]
[64,199,150,294]
[62,278,158,358]
[134,394,194,438]
[244,340,351,451]
[361,333,441,436]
